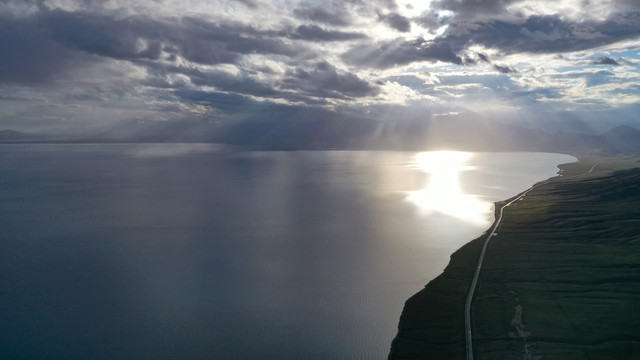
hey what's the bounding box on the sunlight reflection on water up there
[406,151,492,225]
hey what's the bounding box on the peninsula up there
[388,156,640,359]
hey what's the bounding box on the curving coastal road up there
[464,161,599,360]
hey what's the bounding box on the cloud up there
[477,53,490,63]
[288,25,367,42]
[45,10,163,61]
[591,56,620,66]
[0,13,87,84]
[174,89,260,113]
[413,11,442,30]
[379,12,412,32]
[293,3,353,26]
[231,0,261,9]
[444,13,640,56]
[430,0,520,18]
[1,0,639,135]
[13,9,310,70]
[145,59,379,105]
[161,17,306,64]
[342,37,463,69]
[184,68,282,98]
[493,64,518,74]
[280,62,380,99]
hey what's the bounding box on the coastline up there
[388,155,640,359]
[387,194,507,359]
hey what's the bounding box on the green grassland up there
[389,156,640,359]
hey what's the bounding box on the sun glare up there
[406,151,492,225]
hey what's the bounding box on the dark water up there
[0,144,574,359]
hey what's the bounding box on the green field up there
[389,156,640,359]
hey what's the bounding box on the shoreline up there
[387,163,568,360]
[388,155,640,359]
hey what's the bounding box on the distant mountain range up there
[2,116,640,154]
[0,129,38,141]
[0,129,51,143]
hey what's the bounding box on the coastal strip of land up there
[388,155,640,360]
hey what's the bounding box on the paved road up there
[464,185,534,360]
[464,162,600,360]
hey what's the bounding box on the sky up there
[1,0,639,135]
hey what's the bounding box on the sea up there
[0,144,575,359]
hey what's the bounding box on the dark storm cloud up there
[142,62,288,102]
[288,25,367,41]
[45,11,163,61]
[294,0,401,27]
[0,14,84,84]
[591,56,620,66]
[293,4,353,26]
[379,12,411,32]
[609,0,640,12]
[337,1,640,70]
[413,12,441,30]
[145,59,378,104]
[342,37,462,68]
[442,13,640,56]
[339,5,640,70]
[0,5,384,107]
[174,17,306,62]
[0,8,309,84]
[280,61,380,99]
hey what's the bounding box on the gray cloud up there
[430,0,520,18]
[144,59,379,106]
[46,11,163,61]
[175,17,307,62]
[379,12,411,32]
[280,61,380,99]
[0,14,86,84]
[293,4,353,26]
[437,13,640,59]
[461,52,491,65]
[413,11,441,30]
[591,56,620,66]
[343,37,462,68]
[493,64,518,74]
[231,0,261,9]
[174,89,260,113]
[339,9,640,71]
[187,69,281,98]
[6,9,308,73]
[354,0,399,12]
[288,25,367,41]
[293,0,401,28]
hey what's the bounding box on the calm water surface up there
[0,144,575,359]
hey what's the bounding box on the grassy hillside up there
[389,156,640,359]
